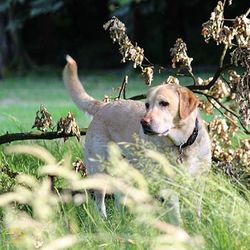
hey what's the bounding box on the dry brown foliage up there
[32,105,53,132]
[103,16,154,85]
[201,1,250,127]
[73,157,87,177]
[201,1,249,48]
[170,38,193,72]
[103,2,250,174]
[57,112,81,141]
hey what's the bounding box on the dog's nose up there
[140,118,154,135]
[140,117,151,126]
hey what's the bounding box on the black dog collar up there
[178,118,199,150]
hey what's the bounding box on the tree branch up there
[193,90,250,134]
[0,129,87,145]
[220,45,228,68]
[129,94,146,100]
[186,64,231,91]
[175,70,197,85]
[187,42,230,91]
[188,70,198,85]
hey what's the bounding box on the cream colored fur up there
[63,55,211,218]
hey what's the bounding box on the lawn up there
[0,69,146,132]
[0,69,212,133]
[0,69,249,250]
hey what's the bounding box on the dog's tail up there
[63,55,103,115]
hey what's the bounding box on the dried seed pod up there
[170,38,193,72]
[233,15,250,47]
[73,157,87,177]
[32,105,53,132]
[163,76,180,85]
[200,100,214,114]
[234,139,250,167]
[142,67,154,86]
[103,16,126,43]
[201,1,224,44]
[104,16,154,85]
[209,117,230,145]
[228,70,241,100]
[103,95,111,103]
[209,78,230,99]
[104,16,145,69]
[57,112,80,142]
[230,47,250,126]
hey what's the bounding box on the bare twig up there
[187,42,230,91]
[176,70,197,85]
[221,7,250,20]
[0,128,87,145]
[143,56,155,67]
[245,7,250,17]
[204,95,238,125]
[187,64,231,91]
[117,75,128,99]
[223,19,237,21]
[143,56,167,73]
[188,70,197,85]
[220,45,228,68]
[194,90,250,134]
[220,74,231,86]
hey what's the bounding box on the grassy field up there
[0,70,249,250]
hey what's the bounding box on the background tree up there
[0,13,8,77]
[0,0,63,73]
[0,0,248,71]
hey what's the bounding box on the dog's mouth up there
[158,129,170,136]
[143,129,159,135]
[143,127,169,136]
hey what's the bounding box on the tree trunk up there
[8,4,32,72]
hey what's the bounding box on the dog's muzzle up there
[140,119,158,135]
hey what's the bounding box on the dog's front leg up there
[86,154,108,219]
[94,190,107,219]
[161,189,183,227]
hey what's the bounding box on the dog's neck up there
[167,110,199,148]
[178,117,199,150]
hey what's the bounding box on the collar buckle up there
[177,145,184,164]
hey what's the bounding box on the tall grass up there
[1,72,249,249]
[0,143,249,250]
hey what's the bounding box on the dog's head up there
[140,83,199,136]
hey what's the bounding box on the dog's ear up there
[177,88,199,119]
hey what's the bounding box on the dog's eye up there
[159,101,169,107]
[145,103,150,109]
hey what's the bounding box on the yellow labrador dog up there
[63,55,211,218]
